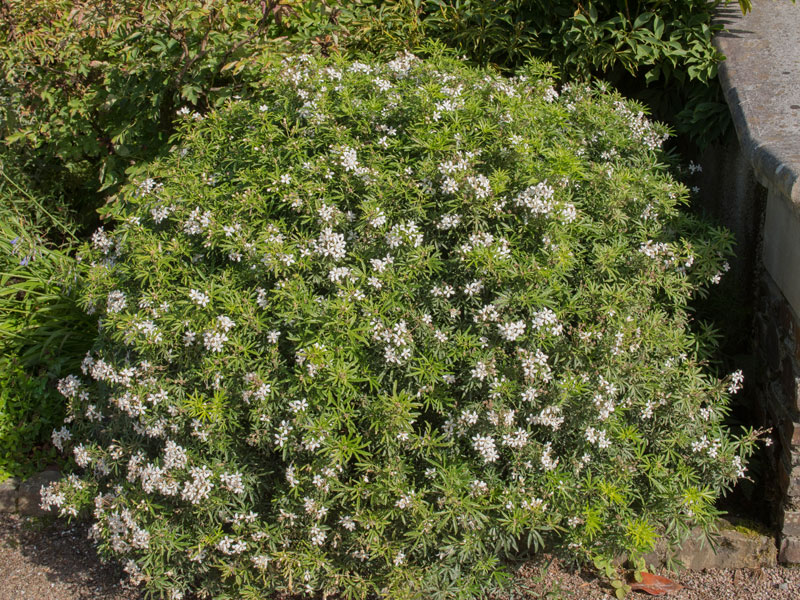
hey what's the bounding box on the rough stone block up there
[780,356,800,416]
[779,457,791,495]
[17,470,61,517]
[780,536,800,563]
[677,526,776,570]
[781,510,800,537]
[782,458,800,499]
[642,521,776,570]
[0,477,19,513]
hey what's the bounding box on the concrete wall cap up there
[714,3,800,204]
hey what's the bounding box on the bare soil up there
[0,513,142,600]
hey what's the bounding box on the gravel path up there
[505,555,800,599]
[3,513,800,600]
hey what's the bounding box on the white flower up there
[183,330,196,346]
[328,266,353,284]
[385,221,423,248]
[543,86,559,103]
[732,455,746,478]
[216,315,236,332]
[217,536,247,555]
[470,480,488,496]
[472,434,499,463]
[498,320,526,341]
[189,289,210,307]
[531,308,562,336]
[471,360,491,381]
[181,466,214,504]
[464,280,483,296]
[502,428,529,449]
[437,214,462,230]
[530,405,564,430]
[368,208,387,228]
[513,182,555,215]
[539,441,559,471]
[431,284,455,299]
[395,491,415,509]
[57,375,81,398]
[40,482,65,512]
[182,207,212,235]
[286,465,299,487]
[317,203,338,223]
[274,421,293,448]
[460,409,479,427]
[289,398,308,413]
[73,444,91,467]
[256,287,269,308]
[728,369,744,394]
[91,227,113,254]
[315,228,347,261]
[106,290,127,314]
[220,472,245,495]
[163,441,188,470]
[335,145,360,172]
[374,78,392,92]
[370,254,394,273]
[203,330,228,353]
[339,515,356,531]
[309,525,326,546]
[52,426,72,451]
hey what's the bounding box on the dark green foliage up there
[0,1,333,191]
[0,358,62,480]
[0,152,94,480]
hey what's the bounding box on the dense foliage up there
[41,52,759,599]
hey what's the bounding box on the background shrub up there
[0,0,333,192]
[42,51,759,599]
[333,0,787,147]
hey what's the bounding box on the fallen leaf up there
[629,572,684,595]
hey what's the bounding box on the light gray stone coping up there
[715,2,800,205]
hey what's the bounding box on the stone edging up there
[0,470,62,517]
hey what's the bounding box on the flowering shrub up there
[43,51,759,599]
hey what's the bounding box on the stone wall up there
[752,202,800,563]
[713,1,800,562]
